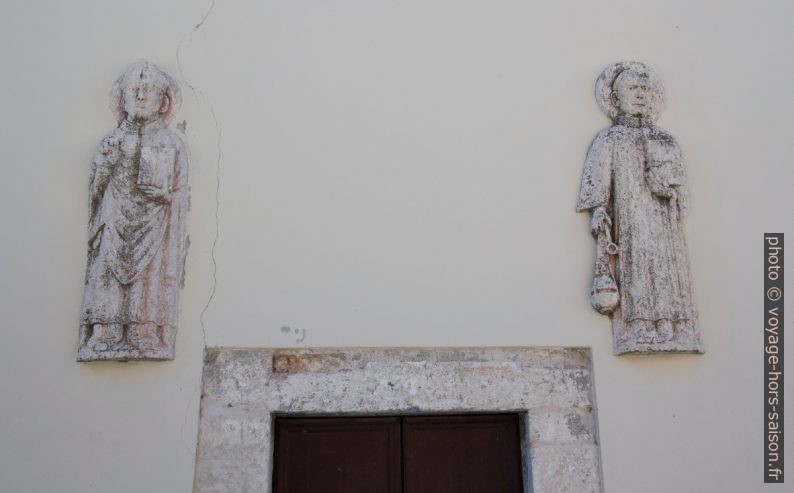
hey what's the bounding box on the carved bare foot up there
[674,320,695,340]
[655,320,674,343]
[86,323,123,351]
[631,319,655,343]
[128,323,162,352]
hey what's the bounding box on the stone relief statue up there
[77,60,189,361]
[577,61,704,355]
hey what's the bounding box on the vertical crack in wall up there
[192,0,216,30]
[175,0,219,460]
[176,0,219,350]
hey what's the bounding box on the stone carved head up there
[109,60,181,124]
[595,61,665,122]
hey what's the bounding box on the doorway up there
[273,414,524,493]
[194,347,602,492]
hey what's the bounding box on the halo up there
[109,60,182,124]
[594,61,665,122]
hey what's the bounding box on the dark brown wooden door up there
[273,414,523,493]
[273,417,402,493]
[403,414,523,493]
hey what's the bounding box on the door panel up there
[273,414,523,493]
[402,414,523,493]
[273,417,402,493]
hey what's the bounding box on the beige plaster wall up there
[0,0,791,491]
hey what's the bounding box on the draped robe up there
[577,118,696,325]
[80,118,188,328]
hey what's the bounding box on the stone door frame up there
[193,347,603,492]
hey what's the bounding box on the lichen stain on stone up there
[204,349,220,365]
[272,354,304,373]
[572,370,593,396]
[565,413,590,438]
[273,351,364,373]
[458,364,516,378]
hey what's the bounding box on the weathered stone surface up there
[194,347,602,493]
[527,407,596,444]
[577,61,705,355]
[77,60,189,361]
[530,443,602,493]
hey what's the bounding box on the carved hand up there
[90,133,123,206]
[645,168,675,199]
[589,206,612,237]
[138,185,172,204]
[98,132,122,162]
[89,229,103,250]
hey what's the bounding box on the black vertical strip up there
[400,417,405,493]
[764,233,784,483]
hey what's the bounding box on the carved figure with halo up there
[577,61,704,354]
[78,60,189,361]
